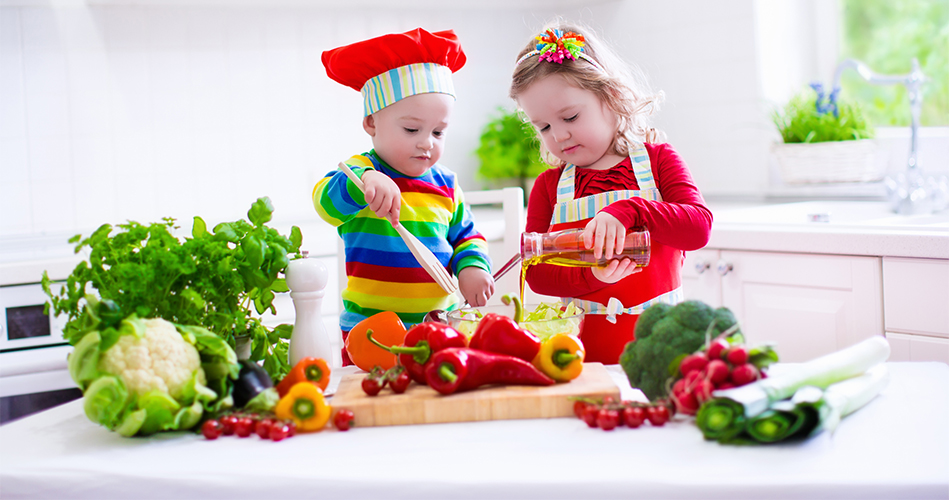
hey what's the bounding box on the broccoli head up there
[619,300,740,401]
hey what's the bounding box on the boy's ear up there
[362,114,376,136]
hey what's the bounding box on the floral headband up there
[515,29,605,72]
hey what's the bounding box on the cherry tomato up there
[269,422,290,442]
[362,376,385,396]
[234,417,255,438]
[596,408,620,431]
[622,406,646,428]
[386,367,411,394]
[286,421,297,437]
[334,409,355,431]
[201,419,223,440]
[573,400,589,419]
[220,415,238,436]
[582,405,600,428]
[646,405,671,426]
[255,418,274,439]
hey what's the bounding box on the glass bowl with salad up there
[447,301,585,341]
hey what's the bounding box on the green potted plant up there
[771,83,880,184]
[42,197,301,380]
[475,107,548,200]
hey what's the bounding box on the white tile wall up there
[1,0,811,241]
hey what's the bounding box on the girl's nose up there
[552,127,570,143]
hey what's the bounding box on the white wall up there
[596,0,771,198]
[10,0,939,244]
[0,3,545,238]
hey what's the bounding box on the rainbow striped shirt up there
[313,151,491,332]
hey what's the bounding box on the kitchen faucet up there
[833,58,947,215]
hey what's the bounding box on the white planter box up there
[772,139,884,184]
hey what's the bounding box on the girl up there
[511,23,712,364]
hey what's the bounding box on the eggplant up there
[232,360,274,408]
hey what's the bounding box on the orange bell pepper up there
[276,357,331,397]
[345,311,407,372]
[532,334,585,382]
[275,382,332,432]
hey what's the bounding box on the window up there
[839,0,948,127]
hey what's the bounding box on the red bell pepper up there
[469,313,541,363]
[367,322,468,385]
[424,347,555,395]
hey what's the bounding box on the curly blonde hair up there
[510,21,663,166]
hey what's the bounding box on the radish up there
[730,363,760,386]
[684,369,703,387]
[672,378,687,395]
[707,339,730,360]
[706,359,730,385]
[673,386,699,414]
[726,346,749,365]
[693,379,714,402]
[679,353,708,376]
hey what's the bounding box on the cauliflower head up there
[98,318,206,401]
[68,312,238,437]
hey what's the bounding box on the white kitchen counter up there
[1,362,946,500]
[708,201,949,259]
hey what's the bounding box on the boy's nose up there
[417,136,434,151]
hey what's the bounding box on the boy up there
[316,28,494,365]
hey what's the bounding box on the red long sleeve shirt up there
[525,142,712,297]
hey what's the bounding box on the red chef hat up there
[322,28,466,116]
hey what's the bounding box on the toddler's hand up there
[360,169,401,222]
[591,258,643,284]
[458,267,494,307]
[582,212,627,260]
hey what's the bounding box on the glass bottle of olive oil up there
[520,228,651,268]
[517,228,650,301]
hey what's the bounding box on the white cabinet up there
[883,257,949,363]
[682,249,884,362]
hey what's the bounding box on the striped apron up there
[547,141,684,363]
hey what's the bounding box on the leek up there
[697,336,890,441]
[790,363,890,435]
[735,364,889,443]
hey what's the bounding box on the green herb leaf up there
[192,216,207,238]
[248,197,274,227]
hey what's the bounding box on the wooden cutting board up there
[329,362,620,427]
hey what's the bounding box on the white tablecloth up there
[1,363,947,500]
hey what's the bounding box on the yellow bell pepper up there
[275,382,332,432]
[533,334,585,382]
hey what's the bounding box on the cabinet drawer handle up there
[716,260,733,276]
[694,260,711,274]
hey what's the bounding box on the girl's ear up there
[363,114,376,136]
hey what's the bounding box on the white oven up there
[1,282,68,352]
[0,281,79,424]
